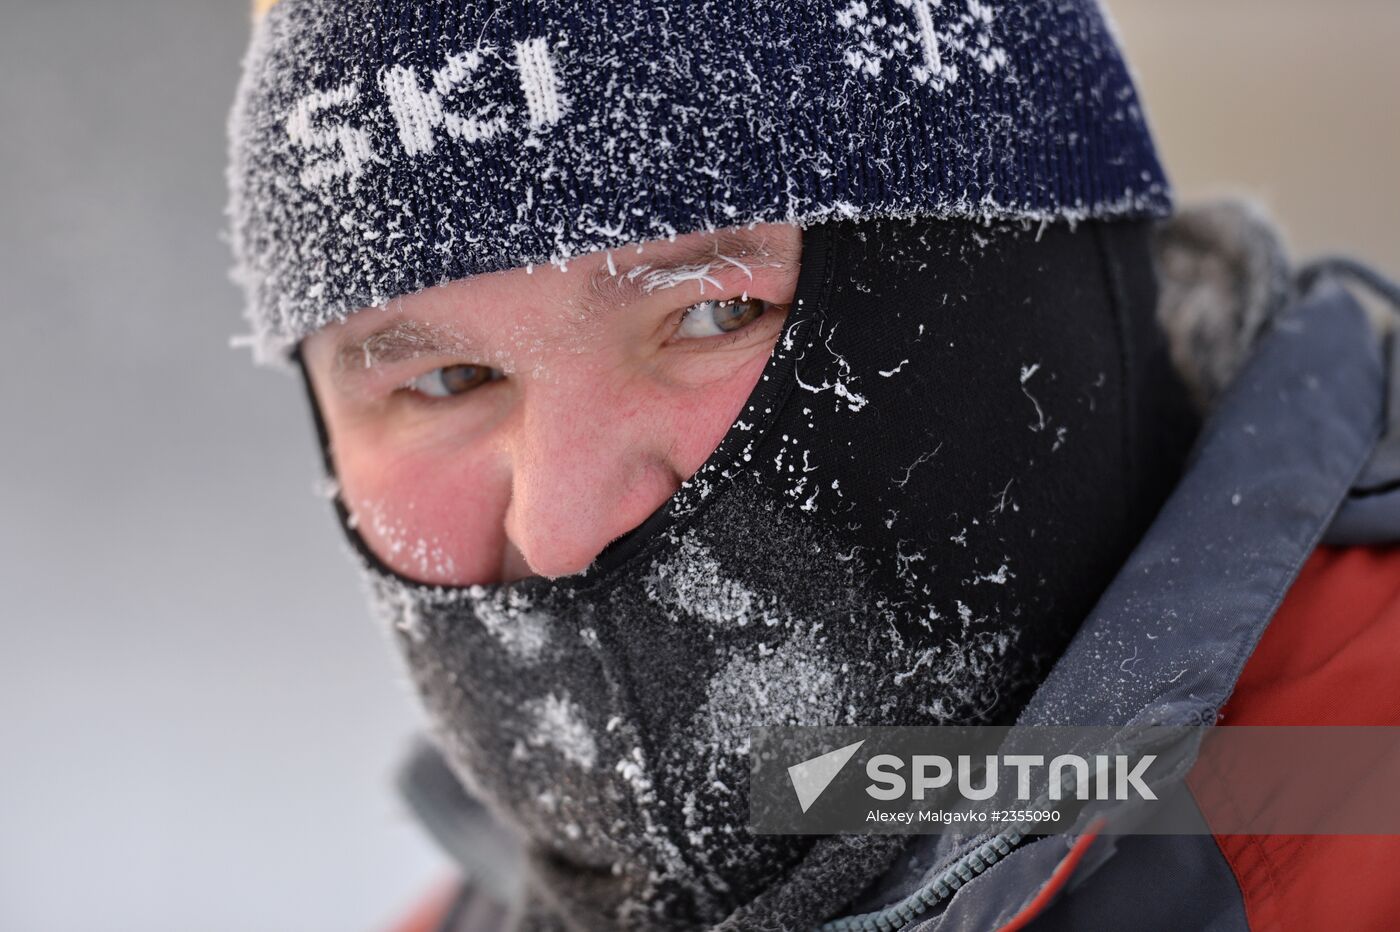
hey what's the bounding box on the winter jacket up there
[390,202,1400,932]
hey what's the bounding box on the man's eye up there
[676,297,770,340]
[404,364,500,398]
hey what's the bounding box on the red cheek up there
[343,449,511,586]
[664,350,773,480]
[335,342,775,584]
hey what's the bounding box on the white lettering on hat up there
[285,38,567,189]
[381,48,511,157]
[514,37,566,128]
[284,82,378,189]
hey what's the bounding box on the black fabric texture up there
[297,216,1196,931]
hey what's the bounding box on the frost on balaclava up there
[302,216,1194,930]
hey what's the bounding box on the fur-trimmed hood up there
[1152,200,1297,409]
[1154,199,1397,409]
[1153,199,1399,544]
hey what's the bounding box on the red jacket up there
[1007,545,1400,932]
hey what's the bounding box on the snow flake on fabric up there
[836,0,1007,89]
[227,0,1169,363]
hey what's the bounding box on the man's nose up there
[503,370,683,579]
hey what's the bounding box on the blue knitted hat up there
[227,0,1170,361]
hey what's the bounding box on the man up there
[227,1,1400,929]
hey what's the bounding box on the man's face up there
[301,223,801,586]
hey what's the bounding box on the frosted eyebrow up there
[332,320,475,387]
[580,229,799,321]
[328,229,799,387]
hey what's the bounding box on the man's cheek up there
[664,349,773,478]
[346,452,512,585]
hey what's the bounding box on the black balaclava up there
[301,217,1195,931]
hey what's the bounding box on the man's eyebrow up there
[330,229,798,385]
[332,319,473,384]
[581,228,799,319]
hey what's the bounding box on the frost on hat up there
[226,0,1170,362]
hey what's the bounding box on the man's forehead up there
[325,224,799,374]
